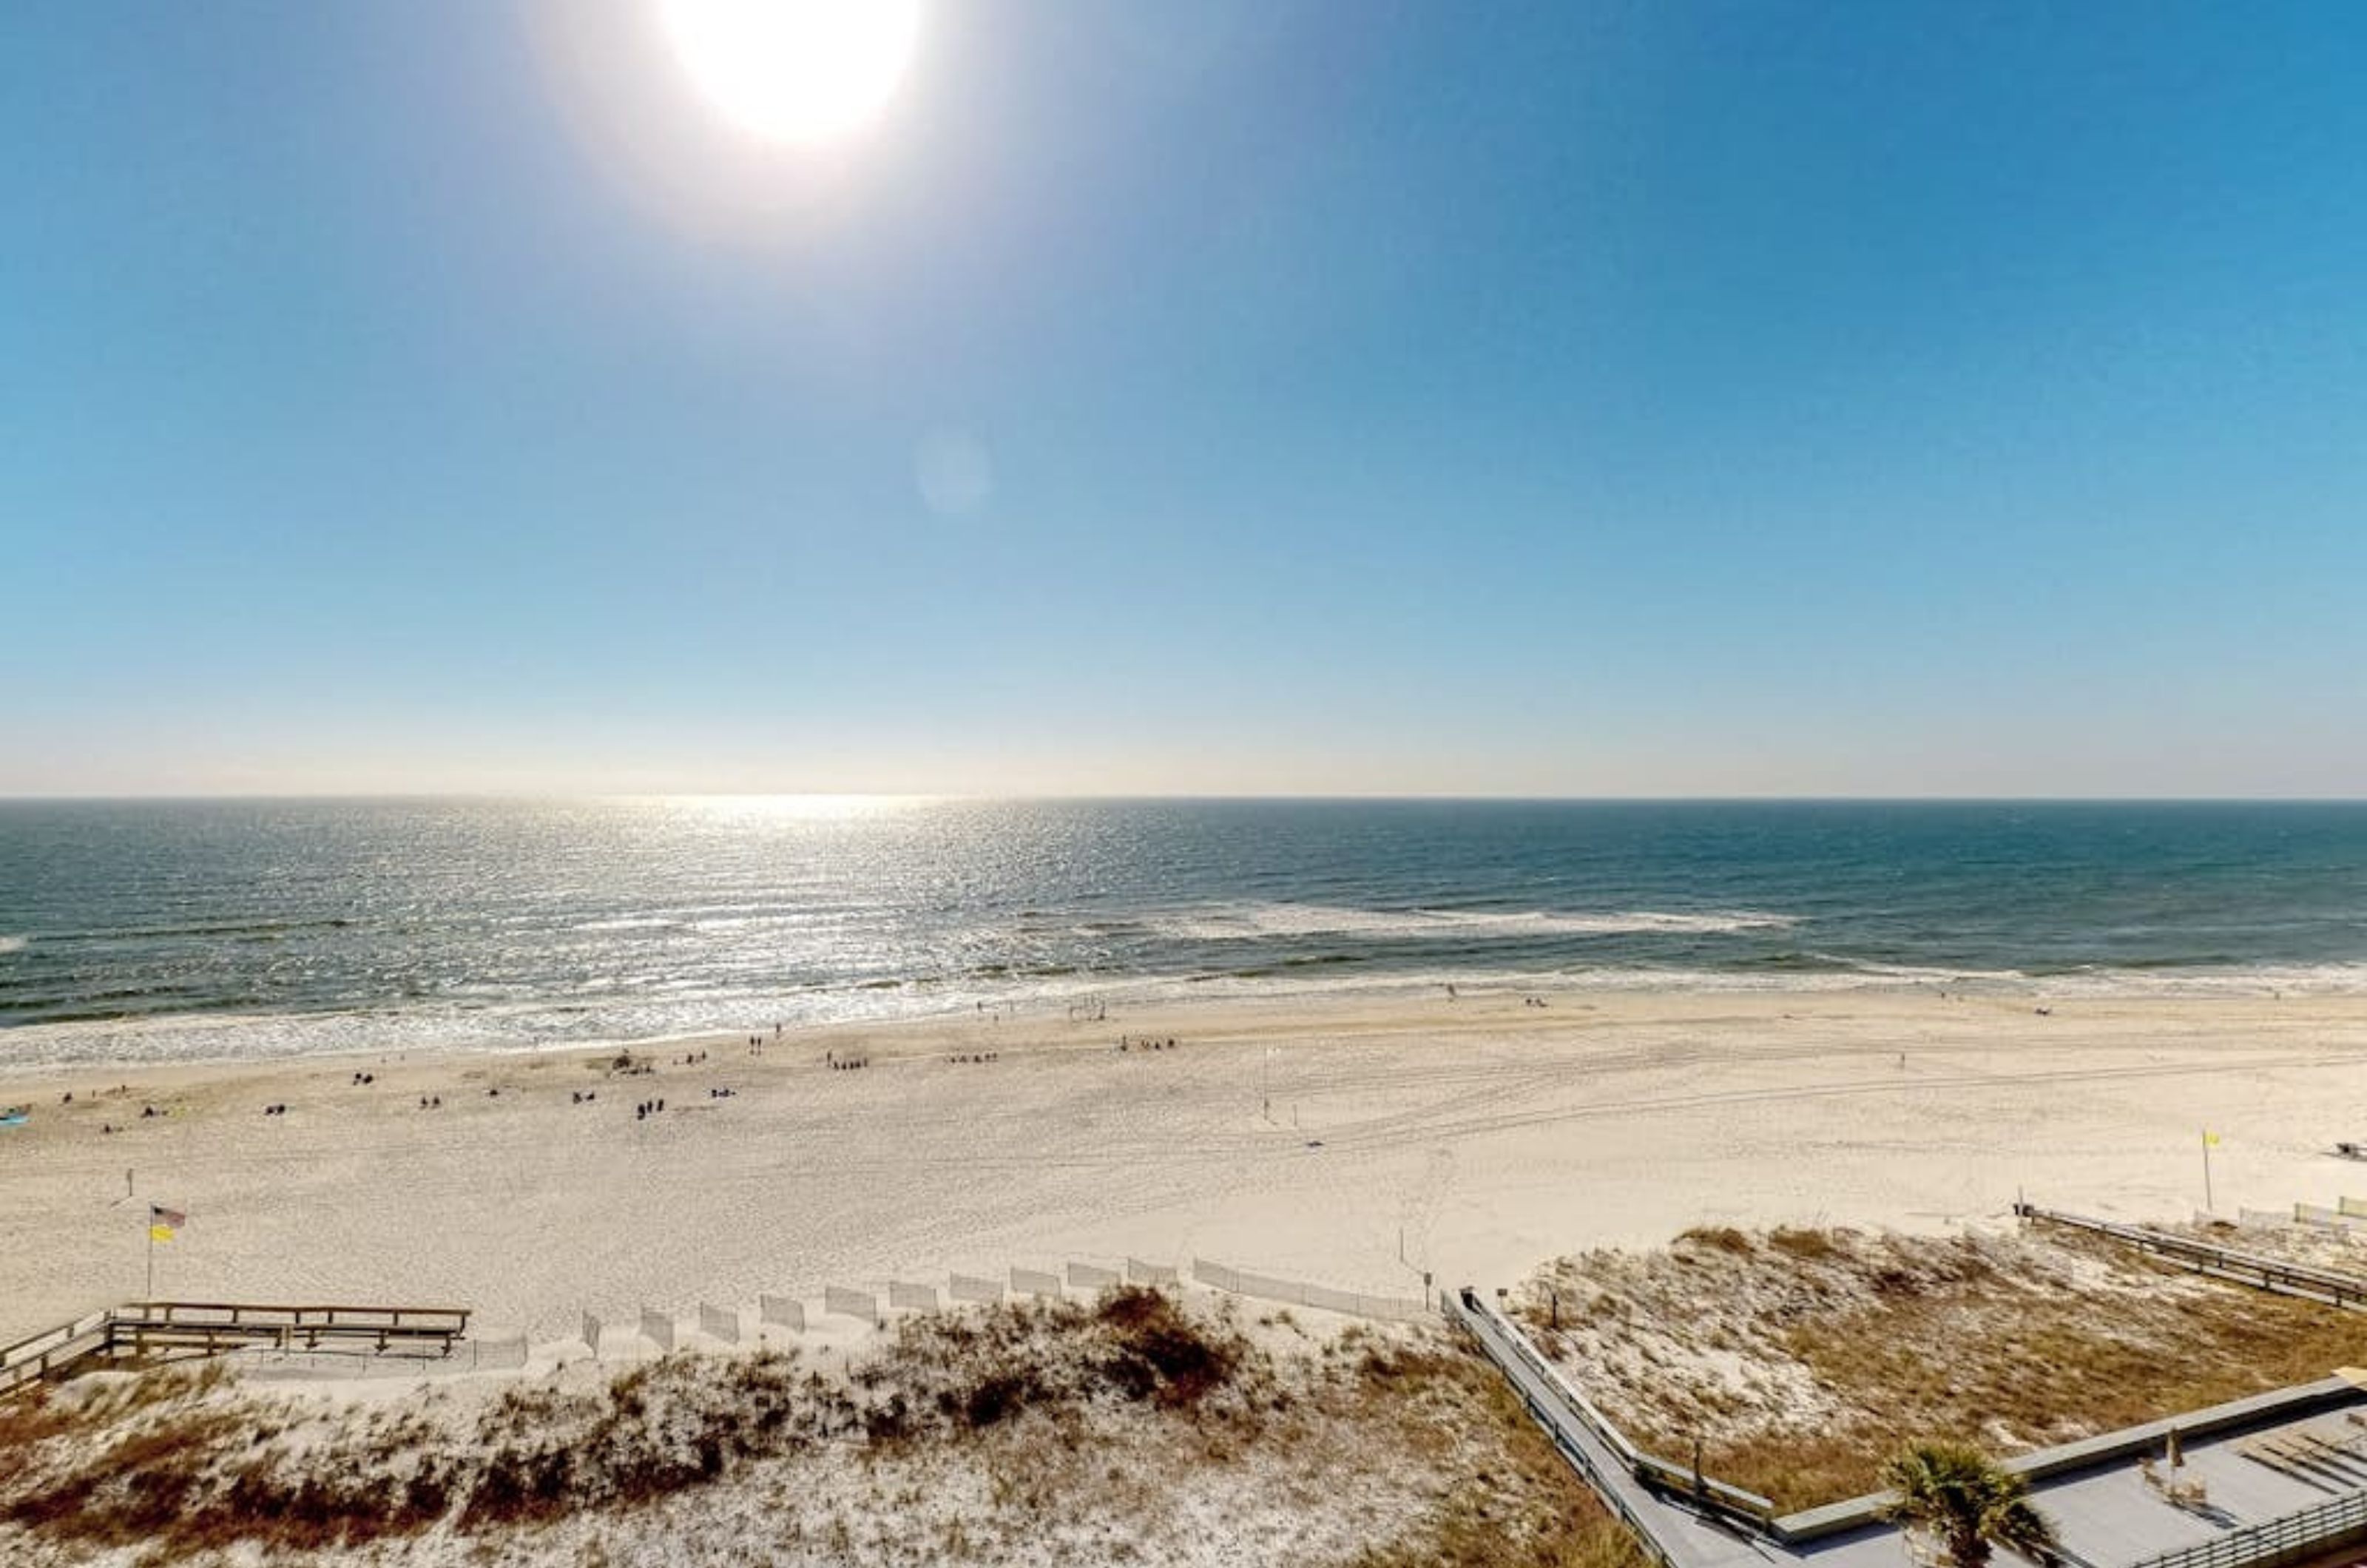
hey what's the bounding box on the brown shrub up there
[1678,1226,1753,1255]
[1768,1226,1841,1260]
[961,1372,1041,1429]
[1095,1288,1241,1410]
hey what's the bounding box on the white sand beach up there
[4,985,2366,1346]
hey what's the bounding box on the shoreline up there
[4,985,2366,1348]
[10,961,2367,1073]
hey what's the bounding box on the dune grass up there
[1522,1226,2367,1510]
[1,1288,1654,1567]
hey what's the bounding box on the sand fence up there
[561,1254,1426,1362]
[1189,1258,1431,1324]
[2226,1196,2367,1233]
[948,1273,1002,1304]
[697,1302,739,1345]
[823,1285,878,1325]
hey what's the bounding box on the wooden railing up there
[1449,1288,1778,1542]
[1,1302,473,1398]
[2127,1484,2367,1568]
[2015,1203,2367,1311]
[1446,1288,1695,1568]
[0,1311,118,1399]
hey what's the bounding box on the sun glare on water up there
[658,0,922,146]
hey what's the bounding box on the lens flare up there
[658,0,922,146]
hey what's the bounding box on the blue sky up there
[6,1,2364,796]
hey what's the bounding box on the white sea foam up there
[0,935,25,955]
[2029,962,2367,999]
[1146,902,1795,942]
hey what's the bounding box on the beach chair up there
[2260,1436,2349,1481]
[2238,1439,2303,1477]
[2297,1427,2367,1467]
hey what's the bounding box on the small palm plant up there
[1879,1441,2059,1568]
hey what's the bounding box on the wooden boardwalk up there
[2014,1203,2367,1312]
[1,1301,472,1398]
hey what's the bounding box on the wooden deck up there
[1,1301,473,1397]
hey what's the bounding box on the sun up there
[658,0,922,147]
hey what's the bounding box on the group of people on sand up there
[946,1051,999,1064]
[98,1104,167,1135]
[1118,1035,1178,1052]
[825,1051,868,1070]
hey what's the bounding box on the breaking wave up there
[1146,903,1794,943]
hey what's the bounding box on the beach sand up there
[4,985,2364,1346]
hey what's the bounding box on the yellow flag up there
[149,1224,175,1243]
[2204,1131,2221,1146]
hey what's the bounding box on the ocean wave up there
[1146,902,1795,943]
[0,936,25,956]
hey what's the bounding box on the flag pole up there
[2202,1132,2215,1214]
[145,1208,155,1301]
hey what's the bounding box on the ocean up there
[1,798,2363,1067]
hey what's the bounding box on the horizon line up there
[4,791,2366,806]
